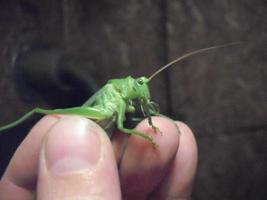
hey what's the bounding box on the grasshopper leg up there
[147,115,162,135]
[117,101,157,147]
[0,107,109,132]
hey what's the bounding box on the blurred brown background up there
[0,0,266,199]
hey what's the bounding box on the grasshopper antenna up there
[148,42,242,81]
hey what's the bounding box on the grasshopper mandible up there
[0,43,240,145]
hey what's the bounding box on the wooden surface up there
[0,0,266,199]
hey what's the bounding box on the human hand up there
[0,115,197,200]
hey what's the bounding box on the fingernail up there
[45,117,101,175]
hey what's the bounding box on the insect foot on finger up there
[135,130,159,148]
[147,136,159,148]
[151,125,162,136]
[146,124,162,137]
[147,117,162,136]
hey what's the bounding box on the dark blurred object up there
[0,42,100,176]
[15,44,99,107]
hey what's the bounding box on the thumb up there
[37,116,121,200]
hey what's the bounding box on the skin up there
[0,115,197,200]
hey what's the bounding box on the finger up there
[119,116,180,199]
[150,121,198,200]
[112,129,129,163]
[0,115,59,200]
[37,116,121,200]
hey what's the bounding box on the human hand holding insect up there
[0,115,197,199]
[0,43,239,199]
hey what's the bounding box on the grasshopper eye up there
[137,79,144,85]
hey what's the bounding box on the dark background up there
[0,0,266,199]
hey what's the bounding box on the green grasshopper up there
[0,43,239,145]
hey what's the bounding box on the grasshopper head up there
[134,76,150,101]
[135,76,160,116]
[111,76,151,101]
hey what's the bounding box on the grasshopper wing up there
[49,107,116,137]
[82,87,104,107]
[50,106,110,120]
